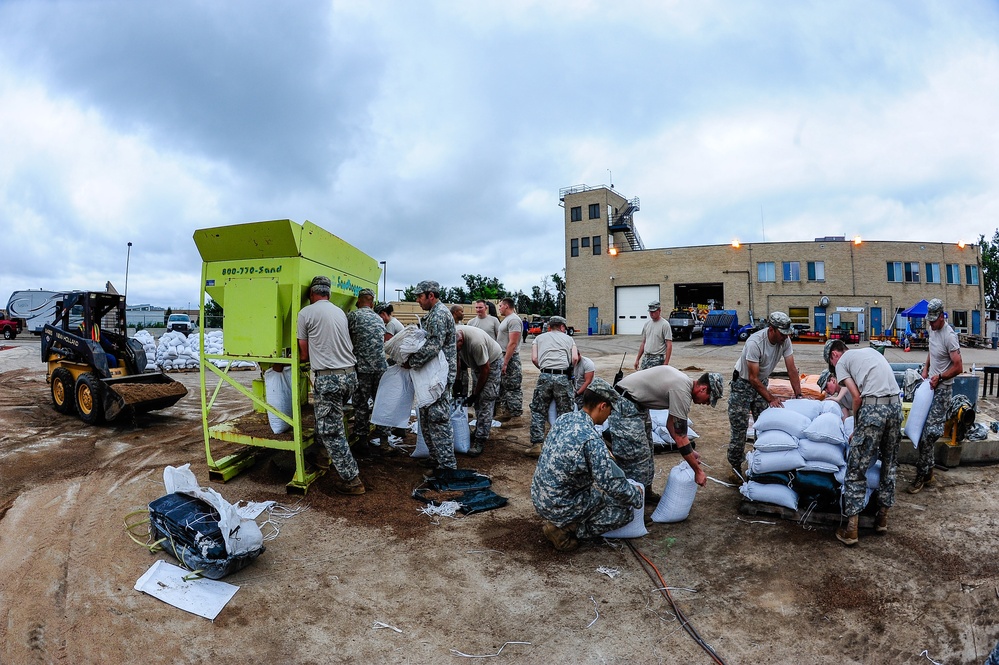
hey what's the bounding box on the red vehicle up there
[0,315,18,340]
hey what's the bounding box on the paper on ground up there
[134,560,239,620]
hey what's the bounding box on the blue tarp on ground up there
[901,299,929,318]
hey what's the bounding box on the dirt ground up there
[2,335,999,664]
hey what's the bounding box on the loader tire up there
[75,373,106,425]
[51,368,75,415]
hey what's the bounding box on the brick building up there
[561,184,985,338]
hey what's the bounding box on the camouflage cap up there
[767,311,793,335]
[415,280,440,295]
[310,275,331,289]
[707,372,724,407]
[357,288,375,299]
[818,369,832,390]
[926,298,944,322]
[373,302,389,314]
[822,339,836,364]
[586,377,619,405]
[549,315,567,328]
[648,300,661,311]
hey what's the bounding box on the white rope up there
[372,621,402,633]
[736,517,776,525]
[918,650,944,665]
[706,476,737,487]
[419,501,461,518]
[586,596,600,628]
[450,641,531,658]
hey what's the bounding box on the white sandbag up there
[834,465,846,485]
[904,381,934,448]
[371,365,415,428]
[412,402,470,457]
[650,409,699,445]
[548,400,557,425]
[866,460,882,489]
[798,438,847,467]
[820,399,844,416]
[263,368,293,434]
[746,449,806,475]
[754,407,811,437]
[651,461,697,523]
[740,481,798,511]
[752,429,798,452]
[781,399,824,420]
[803,412,847,444]
[451,402,470,454]
[602,480,648,538]
[797,460,841,474]
[844,416,854,440]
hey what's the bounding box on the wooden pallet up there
[739,500,876,529]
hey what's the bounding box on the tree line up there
[401,273,566,318]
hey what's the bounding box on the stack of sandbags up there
[741,399,882,513]
[131,330,158,371]
[189,330,256,370]
[156,331,199,371]
[649,409,699,448]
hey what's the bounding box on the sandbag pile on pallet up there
[131,330,159,371]
[739,399,879,514]
[156,331,200,370]
[189,330,254,370]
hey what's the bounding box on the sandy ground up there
[1,335,999,665]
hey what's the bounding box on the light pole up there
[379,261,387,300]
[124,242,133,302]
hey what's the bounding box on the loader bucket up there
[104,373,188,421]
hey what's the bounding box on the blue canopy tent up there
[901,300,929,318]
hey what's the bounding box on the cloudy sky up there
[2,0,998,309]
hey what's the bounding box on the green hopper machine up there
[193,220,380,493]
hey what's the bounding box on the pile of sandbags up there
[649,409,699,448]
[156,331,200,371]
[739,399,878,513]
[131,330,158,371]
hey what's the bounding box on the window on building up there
[588,203,601,219]
[788,307,809,325]
[782,261,801,282]
[966,264,980,285]
[946,263,960,284]
[953,310,968,328]
[570,238,579,257]
[592,235,601,255]
[580,237,590,248]
[807,261,825,281]
[757,262,776,282]
[925,263,940,284]
[904,262,920,283]
[570,206,582,222]
[887,262,903,282]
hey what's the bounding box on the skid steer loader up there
[42,291,188,424]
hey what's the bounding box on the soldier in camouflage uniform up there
[406,280,458,473]
[826,339,902,546]
[297,276,364,495]
[346,288,390,456]
[496,297,524,418]
[531,378,644,551]
[526,316,579,457]
[634,301,673,370]
[727,312,802,477]
[909,298,963,493]
[456,325,503,456]
[611,367,721,499]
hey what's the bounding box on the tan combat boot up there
[542,521,579,552]
[875,507,889,534]
[332,475,366,495]
[835,515,859,546]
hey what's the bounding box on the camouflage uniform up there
[843,401,902,516]
[530,373,575,444]
[531,410,643,539]
[408,300,457,470]
[606,396,654,488]
[346,306,389,442]
[639,353,665,370]
[915,382,952,477]
[314,372,359,480]
[727,376,769,469]
[470,358,502,443]
[498,353,523,416]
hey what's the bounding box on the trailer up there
[7,289,78,335]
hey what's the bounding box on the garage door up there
[615,285,660,335]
